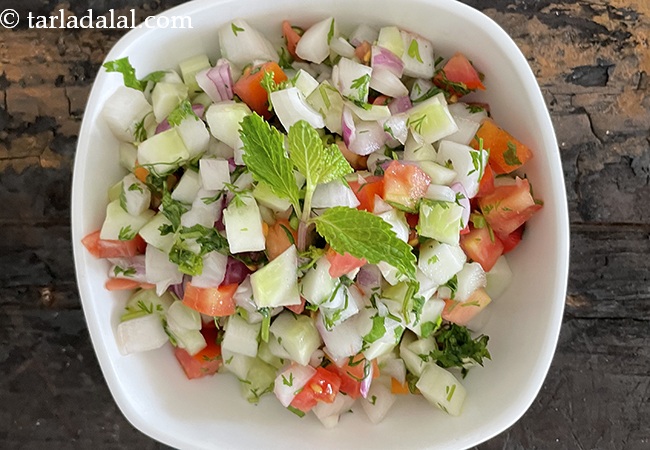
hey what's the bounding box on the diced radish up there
[116,314,168,355]
[418,240,466,285]
[416,363,466,416]
[145,245,183,296]
[486,255,513,299]
[251,245,300,307]
[191,251,227,288]
[223,194,265,253]
[199,158,230,191]
[205,101,251,150]
[437,140,489,198]
[454,262,487,302]
[222,314,261,357]
[400,31,435,78]
[171,169,202,204]
[219,19,278,67]
[316,312,363,361]
[102,86,153,142]
[360,381,396,424]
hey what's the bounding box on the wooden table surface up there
[1,0,648,448]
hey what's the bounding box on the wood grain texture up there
[0,0,648,449]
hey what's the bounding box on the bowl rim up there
[71,0,570,448]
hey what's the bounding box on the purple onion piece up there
[192,103,205,119]
[223,258,252,285]
[341,107,356,147]
[388,96,412,115]
[371,46,404,77]
[359,360,373,398]
[356,265,382,292]
[169,275,189,299]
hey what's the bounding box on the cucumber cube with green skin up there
[240,358,277,404]
[377,26,404,57]
[178,54,211,94]
[416,363,467,416]
[119,142,138,172]
[152,82,188,122]
[418,199,465,246]
[121,174,151,216]
[251,245,300,308]
[223,194,265,254]
[99,199,155,241]
[270,312,321,366]
[137,128,190,175]
[205,101,252,150]
[253,182,292,213]
[307,81,345,135]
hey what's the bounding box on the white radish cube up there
[102,86,153,142]
[171,169,202,204]
[400,31,435,78]
[361,381,396,424]
[176,115,210,157]
[116,314,168,355]
[455,262,487,303]
[139,213,175,253]
[223,194,265,253]
[191,251,228,288]
[416,363,467,416]
[222,314,261,357]
[486,255,513,299]
[205,101,251,149]
[121,174,151,216]
[199,158,230,191]
[418,241,466,286]
[296,17,337,64]
[312,180,360,209]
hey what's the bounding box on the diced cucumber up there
[400,31,435,78]
[120,174,151,216]
[171,169,202,204]
[179,54,211,94]
[418,199,465,245]
[239,358,276,403]
[221,349,254,379]
[486,255,513,299]
[415,161,457,186]
[409,297,444,337]
[145,245,183,295]
[102,86,153,142]
[416,363,467,416]
[176,114,210,158]
[306,81,344,134]
[222,313,261,357]
[99,199,155,241]
[205,101,251,149]
[169,326,206,356]
[257,340,285,369]
[137,128,190,175]
[252,182,292,212]
[399,331,427,377]
[121,288,174,322]
[152,82,188,122]
[119,142,138,171]
[270,312,321,366]
[251,245,300,308]
[107,180,122,202]
[455,262,487,302]
[300,256,337,305]
[407,94,458,144]
[404,131,437,162]
[199,158,230,191]
[116,314,168,355]
[293,69,320,97]
[223,194,265,253]
[418,240,466,285]
[377,26,404,57]
[139,213,175,253]
[437,140,489,198]
[166,300,201,330]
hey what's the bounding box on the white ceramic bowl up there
[71,0,570,448]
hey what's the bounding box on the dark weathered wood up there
[1,0,649,448]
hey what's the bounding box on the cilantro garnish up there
[118,225,136,241]
[503,141,522,166]
[231,23,245,36]
[167,99,198,127]
[407,39,423,64]
[103,57,165,91]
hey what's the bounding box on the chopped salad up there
[83,17,542,426]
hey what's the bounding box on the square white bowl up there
[71,0,570,448]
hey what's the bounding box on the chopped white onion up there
[270,87,325,131]
[274,364,316,407]
[370,68,409,98]
[296,17,338,64]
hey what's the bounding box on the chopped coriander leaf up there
[429,323,491,369]
[118,225,136,241]
[231,23,245,36]
[113,265,136,277]
[408,39,424,63]
[128,183,144,193]
[349,74,370,102]
[503,141,522,166]
[160,190,188,232]
[168,241,203,276]
[167,99,198,127]
[327,18,335,45]
[103,57,142,90]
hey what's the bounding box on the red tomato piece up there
[472,118,533,175]
[500,225,524,254]
[476,163,495,198]
[183,282,238,317]
[442,288,492,326]
[383,161,431,211]
[323,354,379,399]
[174,328,222,379]
[282,20,302,61]
[82,230,146,259]
[433,52,485,97]
[285,297,306,315]
[290,367,342,413]
[478,178,542,237]
[326,248,367,278]
[233,61,288,118]
[104,278,155,291]
[460,225,504,272]
[348,175,384,212]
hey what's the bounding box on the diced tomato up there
[433,52,485,97]
[383,160,431,211]
[460,224,504,272]
[286,297,306,315]
[477,163,495,198]
[324,354,379,399]
[233,61,288,118]
[442,288,492,326]
[82,230,147,259]
[182,282,238,317]
[282,20,302,61]
[478,178,542,237]
[391,377,410,395]
[325,248,366,278]
[265,219,297,261]
[348,175,384,212]
[500,225,524,254]
[174,327,222,379]
[372,95,391,106]
[471,118,533,174]
[104,278,155,291]
[290,367,342,413]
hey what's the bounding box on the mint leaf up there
[503,141,522,166]
[240,114,301,212]
[312,207,417,280]
[167,99,198,127]
[288,120,353,188]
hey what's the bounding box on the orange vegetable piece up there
[282,21,302,61]
[233,61,288,118]
[265,219,297,261]
[471,118,533,174]
[391,377,410,395]
[441,288,492,326]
